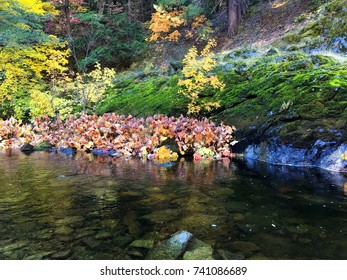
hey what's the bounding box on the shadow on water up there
[0,150,346,260]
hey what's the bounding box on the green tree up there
[48,0,147,71]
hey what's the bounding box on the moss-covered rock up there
[214,51,347,150]
[281,0,347,53]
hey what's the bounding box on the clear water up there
[0,150,346,260]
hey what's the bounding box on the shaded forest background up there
[0,0,343,123]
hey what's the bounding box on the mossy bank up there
[97,0,347,171]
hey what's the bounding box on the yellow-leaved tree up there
[148,5,211,43]
[68,63,116,113]
[178,39,225,116]
[0,40,71,118]
[0,0,70,119]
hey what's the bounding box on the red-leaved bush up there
[0,114,236,159]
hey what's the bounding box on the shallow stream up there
[0,150,346,259]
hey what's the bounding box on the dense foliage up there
[1,0,346,165]
[179,39,224,116]
[0,114,235,161]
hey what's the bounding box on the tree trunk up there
[227,0,239,38]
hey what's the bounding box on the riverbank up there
[95,0,347,172]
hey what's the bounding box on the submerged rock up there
[146,231,193,260]
[229,241,261,256]
[183,246,214,260]
[83,237,101,249]
[24,251,54,260]
[127,250,145,258]
[141,209,180,224]
[183,238,214,260]
[51,250,72,260]
[217,249,245,260]
[95,231,113,240]
[0,241,28,253]
[55,226,74,236]
[129,239,155,250]
[113,234,134,247]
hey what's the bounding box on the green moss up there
[213,51,347,143]
[280,0,347,52]
[96,48,346,146]
[96,75,187,117]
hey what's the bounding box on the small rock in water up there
[24,251,54,260]
[248,253,270,260]
[1,241,29,253]
[146,231,193,260]
[142,209,180,224]
[129,239,155,250]
[55,226,74,236]
[127,250,145,258]
[51,250,72,260]
[95,231,113,240]
[217,249,245,260]
[113,234,133,247]
[183,238,214,260]
[230,241,260,256]
[298,237,312,244]
[83,237,101,249]
[233,213,245,222]
[183,246,214,260]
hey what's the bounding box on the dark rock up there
[127,250,145,258]
[229,241,260,256]
[51,250,72,260]
[25,251,54,260]
[146,231,193,260]
[95,231,113,240]
[217,249,245,260]
[244,141,347,172]
[83,237,101,249]
[113,234,133,247]
[20,143,34,153]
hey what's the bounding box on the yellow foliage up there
[148,6,210,43]
[69,63,116,113]
[178,39,225,116]
[0,39,70,118]
[155,146,178,163]
[17,0,50,14]
[149,7,185,42]
[29,90,55,117]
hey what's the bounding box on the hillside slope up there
[98,0,347,171]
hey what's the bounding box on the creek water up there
[0,150,346,259]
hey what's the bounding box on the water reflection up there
[0,151,346,259]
